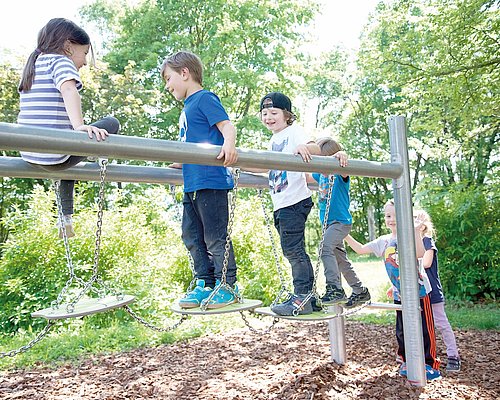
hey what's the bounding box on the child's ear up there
[181,67,190,80]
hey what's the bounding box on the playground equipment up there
[0,116,428,386]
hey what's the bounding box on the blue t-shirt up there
[179,90,234,193]
[312,173,352,225]
[423,236,445,304]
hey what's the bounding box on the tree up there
[81,0,320,146]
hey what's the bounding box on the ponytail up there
[18,49,42,92]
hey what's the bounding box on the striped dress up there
[18,54,82,165]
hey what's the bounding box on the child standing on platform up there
[255,92,322,316]
[414,209,461,372]
[161,51,239,309]
[345,200,441,380]
[18,18,120,238]
[311,137,371,308]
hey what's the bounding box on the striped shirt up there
[18,54,82,165]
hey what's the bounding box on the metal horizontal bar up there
[0,157,271,188]
[0,123,402,179]
[365,302,402,311]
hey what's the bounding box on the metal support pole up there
[328,305,346,364]
[388,116,426,387]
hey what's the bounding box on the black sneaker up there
[446,356,461,372]
[271,294,313,316]
[321,285,347,305]
[344,287,371,308]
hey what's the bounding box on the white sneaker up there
[58,215,75,238]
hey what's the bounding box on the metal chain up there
[294,174,335,316]
[68,160,117,311]
[200,168,241,311]
[239,311,280,335]
[53,180,87,308]
[123,305,187,332]
[257,189,289,307]
[0,321,55,358]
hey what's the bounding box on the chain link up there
[123,305,187,332]
[0,321,55,358]
[239,311,280,335]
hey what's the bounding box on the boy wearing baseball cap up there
[258,92,321,316]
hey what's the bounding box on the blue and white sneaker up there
[178,279,213,309]
[425,364,442,381]
[399,363,441,381]
[201,280,239,309]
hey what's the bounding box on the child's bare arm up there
[421,248,434,269]
[344,234,373,255]
[60,80,108,141]
[216,120,238,166]
[294,141,321,163]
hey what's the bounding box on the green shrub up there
[417,184,499,301]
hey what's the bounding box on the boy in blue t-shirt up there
[311,138,370,308]
[161,51,238,309]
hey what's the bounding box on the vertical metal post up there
[328,305,346,364]
[388,116,426,386]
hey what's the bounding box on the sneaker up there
[396,354,404,364]
[321,285,347,305]
[271,293,313,316]
[425,364,442,381]
[58,215,75,238]
[178,279,213,309]
[201,280,239,309]
[446,356,461,372]
[399,362,407,377]
[343,287,371,308]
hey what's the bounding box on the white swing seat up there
[171,298,262,315]
[32,294,136,320]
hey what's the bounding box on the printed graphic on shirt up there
[179,111,187,142]
[384,241,428,300]
[269,170,288,193]
[269,138,289,194]
[318,175,335,203]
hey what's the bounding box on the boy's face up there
[261,107,288,133]
[384,204,397,234]
[163,66,187,101]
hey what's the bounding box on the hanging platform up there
[254,301,400,321]
[171,299,262,315]
[32,295,136,320]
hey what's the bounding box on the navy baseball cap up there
[260,92,292,113]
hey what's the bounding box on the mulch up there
[0,320,499,399]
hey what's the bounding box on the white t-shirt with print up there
[267,124,312,211]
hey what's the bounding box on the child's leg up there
[321,223,342,288]
[395,300,405,360]
[274,197,314,294]
[188,189,237,286]
[420,295,440,370]
[331,223,364,293]
[181,191,216,287]
[432,302,459,358]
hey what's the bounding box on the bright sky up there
[0,0,380,59]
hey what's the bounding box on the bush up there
[417,184,499,301]
[0,186,295,334]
